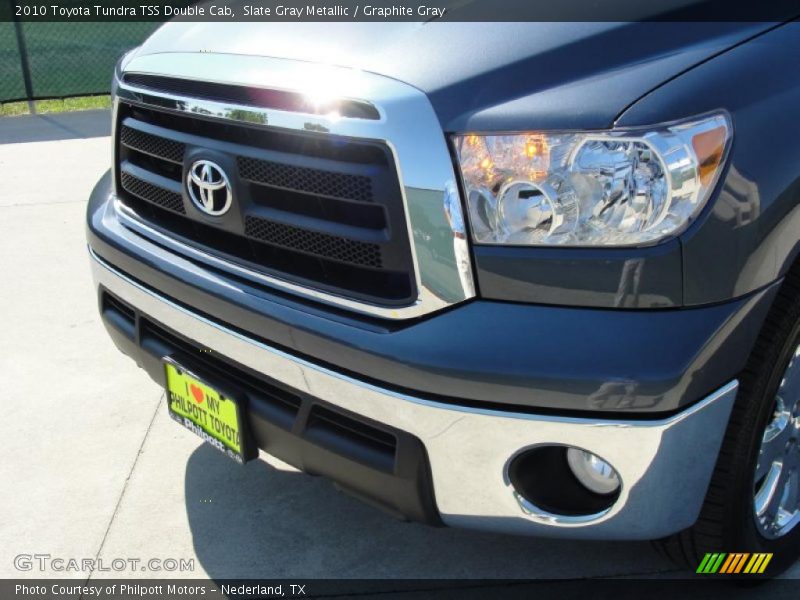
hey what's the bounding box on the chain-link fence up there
[1,21,158,103]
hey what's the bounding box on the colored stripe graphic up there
[698,553,773,574]
[733,553,749,573]
[696,553,713,573]
[711,553,726,573]
[697,553,727,573]
[757,553,772,574]
[718,554,735,573]
[744,554,760,574]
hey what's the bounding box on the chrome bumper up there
[90,249,737,540]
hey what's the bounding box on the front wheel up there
[655,274,800,578]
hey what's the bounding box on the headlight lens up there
[454,113,731,247]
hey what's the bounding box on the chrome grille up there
[112,53,476,319]
[114,101,416,307]
[121,73,381,120]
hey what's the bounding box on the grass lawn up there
[0,95,112,117]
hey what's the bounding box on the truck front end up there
[86,21,800,570]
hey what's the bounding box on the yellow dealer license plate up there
[164,359,250,464]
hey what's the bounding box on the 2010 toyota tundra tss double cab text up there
[86,20,800,576]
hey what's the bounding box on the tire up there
[654,271,800,578]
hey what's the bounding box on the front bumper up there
[91,247,738,540]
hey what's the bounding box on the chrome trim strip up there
[113,52,475,319]
[120,72,382,120]
[91,248,737,540]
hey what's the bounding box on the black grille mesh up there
[120,172,185,214]
[238,156,373,202]
[120,126,185,163]
[245,216,383,268]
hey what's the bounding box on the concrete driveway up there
[0,111,796,584]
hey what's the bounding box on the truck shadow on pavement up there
[0,109,110,144]
[183,444,672,579]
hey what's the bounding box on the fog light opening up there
[507,445,622,518]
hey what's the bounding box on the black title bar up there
[3,0,800,22]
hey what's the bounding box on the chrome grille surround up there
[112,52,476,320]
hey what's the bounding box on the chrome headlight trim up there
[453,113,732,248]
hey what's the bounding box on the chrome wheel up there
[754,344,800,539]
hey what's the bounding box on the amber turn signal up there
[693,125,728,187]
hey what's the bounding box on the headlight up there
[453,113,731,247]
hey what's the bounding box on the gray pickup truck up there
[87,21,800,576]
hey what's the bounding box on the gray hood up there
[137,21,773,131]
